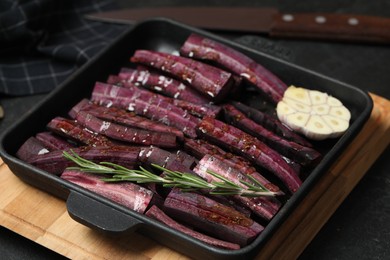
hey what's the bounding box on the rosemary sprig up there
[63,150,277,197]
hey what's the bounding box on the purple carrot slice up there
[145,205,240,250]
[68,98,92,119]
[16,137,50,162]
[47,116,113,147]
[130,49,235,102]
[205,193,252,218]
[184,138,254,169]
[197,117,302,193]
[184,138,282,194]
[75,111,178,149]
[232,101,313,147]
[132,98,199,139]
[105,77,221,118]
[223,104,322,166]
[29,145,142,175]
[61,170,154,213]
[193,155,281,220]
[282,156,302,176]
[106,74,124,86]
[138,146,198,197]
[138,146,197,173]
[69,99,184,141]
[35,132,75,151]
[118,67,211,104]
[91,82,200,138]
[180,33,287,103]
[164,188,264,246]
[169,98,221,118]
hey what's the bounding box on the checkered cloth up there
[0,0,127,96]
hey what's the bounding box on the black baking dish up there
[0,18,372,259]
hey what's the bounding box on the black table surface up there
[0,1,389,259]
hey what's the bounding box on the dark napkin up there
[0,0,127,96]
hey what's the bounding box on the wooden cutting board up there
[0,93,389,260]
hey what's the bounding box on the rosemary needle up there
[63,150,277,197]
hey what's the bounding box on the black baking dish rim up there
[0,18,373,260]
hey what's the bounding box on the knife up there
[85,7,390,44]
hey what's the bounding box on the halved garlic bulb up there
[277,86,351,140]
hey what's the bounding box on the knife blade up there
[85,7,390,44]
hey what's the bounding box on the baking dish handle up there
[66,191,143,233]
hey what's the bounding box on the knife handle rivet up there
[282,14,294,22]
[348,17,359,26]
[315,16,327,24]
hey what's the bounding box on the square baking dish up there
[0,18,372,259]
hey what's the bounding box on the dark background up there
[0,0,389,259]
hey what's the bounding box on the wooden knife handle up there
[271,13,390,43]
